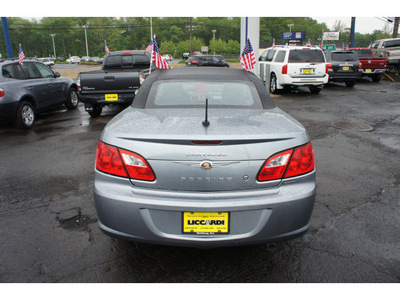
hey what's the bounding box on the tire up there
[309,86,321,94]
[269,74,279,94]
[14,100,35,129]
[65,87,79,109]
[371,74,381,82]
[88,105,102,118]
[345,80,356,87]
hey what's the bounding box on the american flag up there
[105,41,110,53]
[145,41,153,52]
[18,44,25,65]
[306,39,311,46]
[151,36,171,69]
[240,38,256,71]
[272,38,275,48]
[368,42,372,49]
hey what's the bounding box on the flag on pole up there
[18,44,25,65]
[104,41,110,53]
[272,38,275,48]
[368,42,372,49]
[151,36,171,69]
[145,41,153,52]
[240,37,256,71]
[306,39,311,46]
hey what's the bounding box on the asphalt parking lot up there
[0,76,399,283]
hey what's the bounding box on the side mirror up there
[54,72,61,78]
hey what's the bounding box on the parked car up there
[0,59,78,129]
[161,54,172,61]
[56,57,65,62]
[80,56,92,63]
[77,50,154,117]
[259,45,328,94]
[182,52,190,59]
[38,58,55,68]
[93,67,316,248]
[371,38,400,68]
[91,57,102,63]
[66,56,80,64]
[324,50,361,87]
[348,48,387,82]
[186,55,230,67]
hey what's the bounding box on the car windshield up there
[288,49,325,63]
[331,52,359,61]
[146,80,262,108]
[352,50,373,57]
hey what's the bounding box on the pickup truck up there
[348,48,387,82]
[371,38,400,70]
[77,50,153,117]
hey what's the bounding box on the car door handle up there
[27,86,33,90]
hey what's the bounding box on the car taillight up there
[359,63,362,69]
[282,64,288,74]
[77,75,81,91]
[257,142,314,182]
[192,60,199,64]
[0,88,5,97]
[96,141,155,181]
[119,149,155,181]
[325,64,333,73]
[96,141,128,178]
[387,51,390,57]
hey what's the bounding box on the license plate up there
[105,94,118,102]
[183,212,229,234]
[302,68,312,74]
[365,69,372,73]
[342,66,350,71]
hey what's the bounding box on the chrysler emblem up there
[201,161,212,170]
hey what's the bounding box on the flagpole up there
[149,35,154,75]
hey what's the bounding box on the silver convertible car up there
[94,67,316,248]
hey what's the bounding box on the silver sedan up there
[94,67,316,248]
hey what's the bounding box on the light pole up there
[82,24,89,57]
[212,30,216,55]
[50,34,56,58]
[288,24,294,32]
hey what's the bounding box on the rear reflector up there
[96,141,155,181]
[192,141,222,145]
[326,64,333,73]
[257,142,314,182]
[282,64,288,74]
[0,88,5,97]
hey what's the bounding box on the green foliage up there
[0,17,393,59]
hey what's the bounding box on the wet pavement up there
[0,78,399,283]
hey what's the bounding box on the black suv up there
[0,59,78,129]
[325,50,361,87]
[186,55,230,67]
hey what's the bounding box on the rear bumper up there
[78,92,135,106]
[328,71,360,82]
[360,69,386,76]
[280,74,328,87]
[94,169,316,248]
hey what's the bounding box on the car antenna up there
[202,98,210,127]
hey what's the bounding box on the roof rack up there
[0,57,38,63]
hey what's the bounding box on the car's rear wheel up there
[309,86,321,94]
[345,80,356,87]
[88,105,102,118]
[371,74,381,82]
[14,100,35,129]
[269,74,279,94]
[65,87,79,109]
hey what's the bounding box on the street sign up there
[323,32,340,41]
[322,44,336,50]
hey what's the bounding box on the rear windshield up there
[384,40,400,48]
[104,54,150,69]
[146,80,262,109]
[288,49,325,63]
[352,50,373,57]
[331,52,359,62]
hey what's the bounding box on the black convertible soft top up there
[132,67,275,109]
